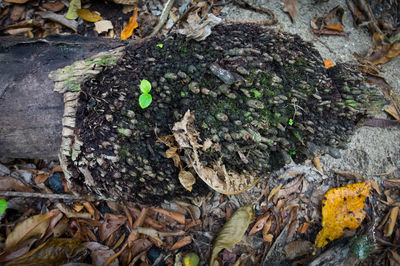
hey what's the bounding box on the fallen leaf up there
[10,5,25,21]
[121,7,138,40]
[363,118,400,128]
[127,207,147,246]
[282,0,299,22]
[65,0,81,20]
[177,12,222,41]
[84,242,118,266]
[153,207,186,224]
[183,252,200,266]
[56,203,92,219]
[249,213,270,235]
[5,238,87,266]
[0,176,34,192]
[0,198,7,215]
[263,233,274,242]
[384,207,399,237]
[332,168,364,181]
[34,173,49,184]
[268,183,282,201]
[6,211,58,249]
[178,170,196,192]
[315,181,371,247]
[297,222,310,234]
[4,0,29,3]
[42,1,65,12]
[273,175,303,202]
[171,235,192,250]
[38,11,78,32]
[313,157,324,173]
[77,9,103,22]
[0,238,37,263]
[284,240,313,260]
[385,106,400,120]
[94,20,113,35]
[262,218,273,241]
[210,205,254,265]
[324,24,344,32]
[166,147,181,167]
[369,41,400,65]
[99,214,127,242]
[130,239,152,257]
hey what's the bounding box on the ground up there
[0,0,399,265]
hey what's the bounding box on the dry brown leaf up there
[100,214,127,242]
[385,105,400,120]
[127,207,147,246]
[311,6,345,35]
[249,213,269,235]
[5,211,58,249]
[370,42,400,65]
[94,20,113,35]
[178,170,196,192]
[37,11,78,32]
[313,157,324,173]
[273,175,303,202]
[297,222,310,234]
[34,173,49,184]
[170,235,192,250]
[177,12,222,41]
[84,242,118,266]
[262,218,273,241]
[332,168,364,181]
[10,5,25,21]
[210,205,254,265]
[264,233,274,242]
[42,1,65,12]
[0,176,34,192]
[284,240,313,260]
[152,207,186,224]
[56,203,92,219]
[4,0,29,3]
[384,207,399,237]
[83,202,100,220]
[370,180,382,195]
[268,183,282,201]
[130,239,152,258]
[129,207,166,230]
[166,147,181,167]
[324,24,344,32]
[0,238,37,263]
[282,0,299,22]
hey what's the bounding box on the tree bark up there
[0,35,124,159]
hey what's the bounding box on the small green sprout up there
[290,151,296,156]
[289,118,294,126]
[250,89,261,98]
[156,43,163,48]
[139,79,152,109]
[0,198,7,216]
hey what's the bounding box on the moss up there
[343,86,351,92]
[295,57,306,66]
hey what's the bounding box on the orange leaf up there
[77,9,103,23]
[324,24,344,32]
[249,213,269,234]
[315,181,371,247]
[152,207,186,224]
[170,235,192,250]
[324,59,335,69]
[121,8,138,40]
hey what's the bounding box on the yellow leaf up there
[324,59,335,69]
[6,212,58,249]
[121,8,138,40]
[77,9,103,23]
[65,0,81,20]
[315,181,371,247]
[324,24,344,32]
[210,205,254,265]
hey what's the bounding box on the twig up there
[149,0,176,38]
[0,191,110,202]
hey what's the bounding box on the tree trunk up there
[0,35,124,159]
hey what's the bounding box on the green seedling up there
[290,151,296,156]
[289,118,294,126]
[156,43,163,48]
[0,198,7,216]
[250,89,261,98]
[139,79,152,109]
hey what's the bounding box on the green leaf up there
[250,89,261,98]
[156,43,163,48]
[139,94,152,109]
[139,79,151,94]
[289,118,294,126]
[0,199,7,215]
[65,0,81,20]
[183,252,200,266]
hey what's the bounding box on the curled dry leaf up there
[249,213,269,235]
[210,205,254,265]
[0,238,37,263]
[178,170,196,192]
[284,240,313,260]
[0,176,34,192]
[311,5,345,35]
[177,12,222,41]
[384,206,399,237]
[170,235,192,250]
[5,211,58,249]
[5,238,87,266]
[268,183,282,201]
[153,207,186,224]
[99,214,127,242]
[121,7,138,40]
[84,242,118,266]
[315,181,371,247]
[282,0,299,22]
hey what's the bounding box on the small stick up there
[0,191,111,202]
[149,0,176,38]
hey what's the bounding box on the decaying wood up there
[0,35,125,159]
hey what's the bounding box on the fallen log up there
[0,35,124,159]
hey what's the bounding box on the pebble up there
[247,99,265,109]
[164,73,178,80]
[209,63,235,85]
[188,82,200,93]
[216,113,228,121]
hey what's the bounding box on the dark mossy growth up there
[72,23,384,203]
